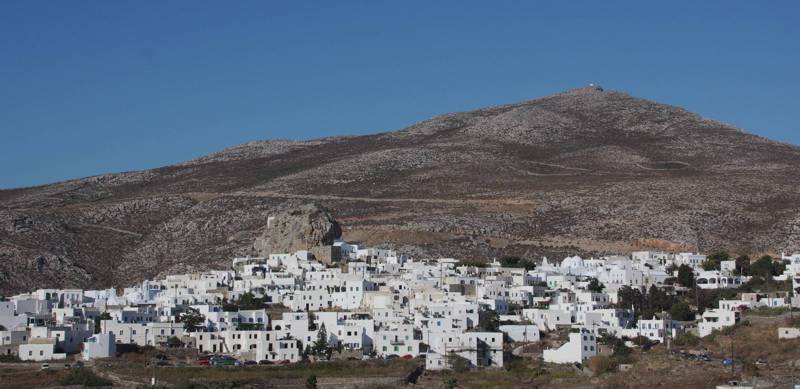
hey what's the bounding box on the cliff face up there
[253,203,342,257]
[3,86,800,293]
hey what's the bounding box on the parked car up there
[212,356,239,366]
[243,360,258,366]
[64,363,71,369]
[258,359,273,365]
[40,363,50,370]
[722,358,735,367]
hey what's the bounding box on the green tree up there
[444,377,458,389]
[478,309,499,331]
[701,259,721,271]
[236,292,264,310]
[751,255,782,278]
[308,311,317,330]
[313,323,329,357]
[617,286,645,315]
[677,264,695,287]
[710,252,730,260]
[735,255,751,276]
[669,302,694,321]
[94,312,112,334]
[704,251,730,271]
[178,308,205,332]
[498,256,536,270]
[587,278,605,293]
[306,375,318,389]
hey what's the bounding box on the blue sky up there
[1,1,798,189]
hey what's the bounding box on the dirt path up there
[76,223,143,237]
[228,190,537,206]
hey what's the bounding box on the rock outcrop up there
[253,203,342,256]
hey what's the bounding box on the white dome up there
[561,255,584,268]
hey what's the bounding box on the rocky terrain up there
[2,86,800,293]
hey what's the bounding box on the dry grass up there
[105,358,419,387]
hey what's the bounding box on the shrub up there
[60,368,112,387]
[447,352,471,372]
[0,354,22,363]
[166,336,184,348]
[588,355,618,375]
[672,332,700,347]
[306,374,318,389]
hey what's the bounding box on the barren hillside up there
[2,86,800,293]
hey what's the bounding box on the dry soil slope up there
[2,86,800,293]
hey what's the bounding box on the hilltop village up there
[3,239,800,378]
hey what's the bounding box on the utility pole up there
[730,336,735,377]
[664,311,671,351]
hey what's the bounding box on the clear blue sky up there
[1,1,798,189]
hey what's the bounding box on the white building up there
[82,333,116,360]
[499,325,540,343]
[698,309,740,337]
[543,328,597,364]
[19,338,66,361]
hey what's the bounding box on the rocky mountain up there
[2,86,800,294]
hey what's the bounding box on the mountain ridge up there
[2,86,800,294]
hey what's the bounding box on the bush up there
[166,336,184,348]
[631,335,657,350]
[0,354,22,363]
[306,374,318,389]
[498,256,536,270]
[447,352,471,372]
[747,307,789,316]
[60,368,112,387]
[587,355,618,375]
[672,332,700,347]
[786,316,800,328]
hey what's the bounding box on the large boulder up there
[253,203,341,256]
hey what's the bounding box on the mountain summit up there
[2,87,800,293]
